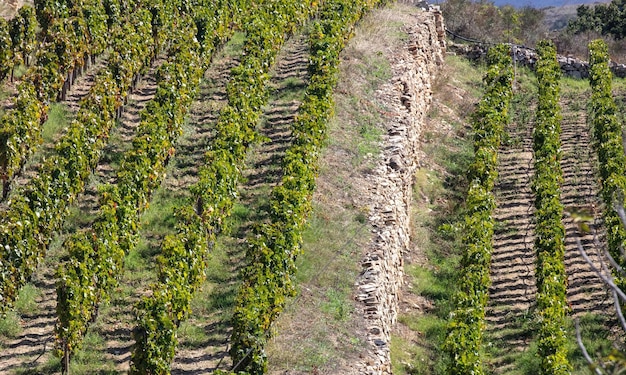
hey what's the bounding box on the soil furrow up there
[485,89,617,373]
[485,99,536,372]
[558,93,614,319]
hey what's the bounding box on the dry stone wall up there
[356,6,444,374]
[449,41,626,79]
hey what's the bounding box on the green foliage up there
[443,44,513,375]
[9,6,37,66]
[228,0,388,373]
[532,40,571,375]
[0,18,13,81]
[54,8,213,371]
[128,1,253,373]
[588,39,626,294]
[0,0,159,315]
[0,0,112,201]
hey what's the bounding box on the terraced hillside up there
[0,1,448,374]
[1,1,623,374]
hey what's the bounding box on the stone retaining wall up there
[356,6,445,374]
[449,42,626,79]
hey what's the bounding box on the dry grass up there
[389,53,483,374]
[266,3,433,374]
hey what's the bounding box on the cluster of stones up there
[356,6,445,375]
[449,41,626,79]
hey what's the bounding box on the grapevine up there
[0,2,156,311]
[588,40,626,296]
[56,4,210,368]
[131,1,317,373]
[532,40,570,375]
[228,0,390,373]
[443,44,513,375]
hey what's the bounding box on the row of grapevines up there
[588,39,626,293]
[227,0,389,373]
[0,5,37,80]
[443,44,513,375]
[54,0,246,364]
[0,0,110,199]
[130,1,315,373]
[532,40,571,375]
[0,4,157,311]
[56,9,208,366]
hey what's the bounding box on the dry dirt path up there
[485,88,615,374]
[558,92,613,317]
[0,56,166,375]
[485,95,537,373]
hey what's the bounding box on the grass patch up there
[271,75,307,102]
[14,283,40,315]
[12,65,28,81]
[178,321,210,349]
[321,288,352,322]
[266,200,369,371]
[223,31,246,57]
[568,314,615,374]
[68,331,117,375]
[41,103,70,144]
[140,188,185,228]
[392,53,482,374]
[13,357,62,375]
[0,311,21,338]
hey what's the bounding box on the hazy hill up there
[540,0,610,30]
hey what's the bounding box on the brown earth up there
[485,86,616,373]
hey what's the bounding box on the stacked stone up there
[450,41,626,79]
[356,8,444,375]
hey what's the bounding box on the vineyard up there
[0,0,625,374]
[407,38,623,375]
[0,0,404,374]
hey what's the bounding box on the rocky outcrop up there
[356,6,444,374]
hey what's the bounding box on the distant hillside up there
[541,0,610,30]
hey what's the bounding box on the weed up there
[178,321,210,349]
[13,357,62,375]
[14,283,40,315]
[68,332,117,374]
[42,103,70,144]
[0,311,21,338]
[321,289,351,321]
[568,313,615,374]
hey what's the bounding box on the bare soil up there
[485,87,616,374]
